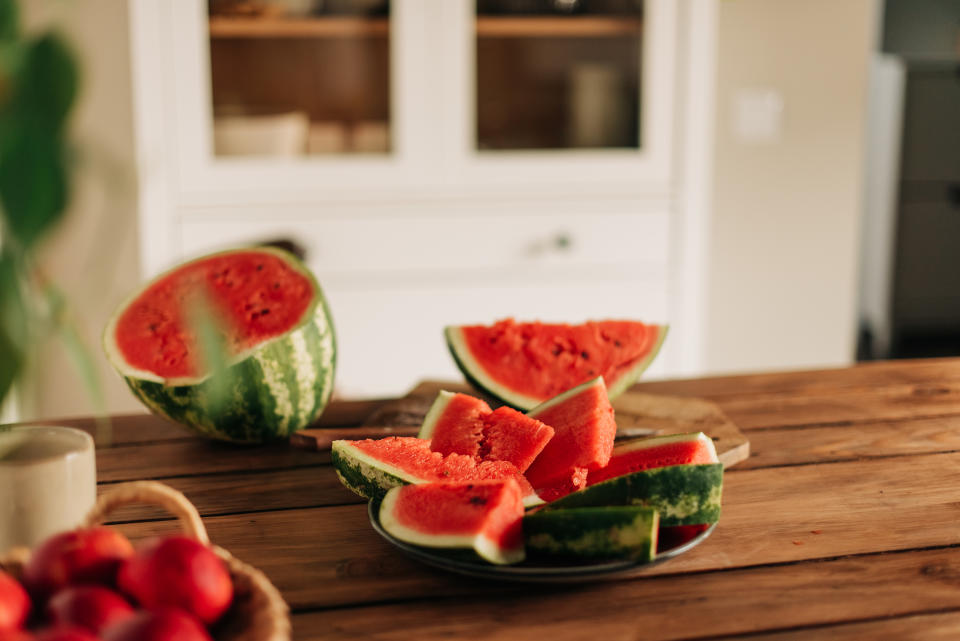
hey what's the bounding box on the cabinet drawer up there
[177,211,669,278]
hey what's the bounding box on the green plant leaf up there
[187,294,235,418]
[0,252,25,405]
[0,0,18,41]
[0,125,68,248]
[11,33,77,129]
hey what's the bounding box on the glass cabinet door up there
[207,0,391,157]
[475,0,644,151]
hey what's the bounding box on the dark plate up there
[368,501,716,584]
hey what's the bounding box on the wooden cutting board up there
[295,380,750,468]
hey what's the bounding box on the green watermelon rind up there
[331,440,546,509]
[444,326,543,410]
[444,323,669,411]
[330,440,424,501]
[378,485,525,566]
[103,246,337,444]
[543,463,723,527]
[523,506,659,562]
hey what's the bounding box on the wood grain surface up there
[18,357,960,640]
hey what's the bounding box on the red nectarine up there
[47,586,134,635]
[23,528,134,599]
[0,570,29,631]
[118,537,232,625]
[101,609,212,641]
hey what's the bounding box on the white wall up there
[703,0,877,374]
[21,0,143,419]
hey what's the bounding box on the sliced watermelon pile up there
[331,376,725,565]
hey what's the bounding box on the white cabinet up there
[129,0,713,397]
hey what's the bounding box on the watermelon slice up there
[330,437,543,507]
[544,463,724,527]
[379,480,525,565]
[445,318,667,410]
[524,377,617,499]
[523,506,659,562]
[419,391,554,473]
[103,247,336,443]
[586,432,719,486]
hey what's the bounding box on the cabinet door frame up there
[436,0,678,194]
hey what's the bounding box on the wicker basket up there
[0,481,291,641]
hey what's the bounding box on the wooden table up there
[40,358,960,639]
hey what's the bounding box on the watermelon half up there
[445,318,668,410]
[103,247,336,443]
[331,437,543,507]
[419,391,554,473]
[379,480,525,565]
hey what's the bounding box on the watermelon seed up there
[469,496,488,506]
[552,346,561,356]
[581,351,589,360]
[257,264,264,271]
[261,309,270,315]
[614,340,622,347]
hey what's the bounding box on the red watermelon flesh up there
[379,480,525,565]
[481,407,555,473]
[419,392,491,458]
[113,250,315,379]
[524,377,617,496]
[420,391,554,473]
[535,467,589,503]
[343,437,539,503]
[447,318,667,409]
[586,432,719,486]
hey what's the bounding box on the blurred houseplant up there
[0,0,101,415]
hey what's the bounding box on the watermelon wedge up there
[331,437,543,507]
[524,377,617,499]
[379,480,525,565]
[445,318,667,410]
[544,463,724,527]
[587,432,719,486]
[523,506,659,562]
[103,247,336,443]
[419,391,554,473]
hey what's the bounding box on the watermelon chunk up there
[586,432,719,486]
[524,377,617,498]
[445,318,667,410]
[419,391,554,473]
[544,463,724,527]
[103,247,336,443]
[523,506,659,562]
[379,480,525,565]
[330,437,542,507]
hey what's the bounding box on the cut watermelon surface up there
[379,480,525,565]
[419,391,554,473]
[586,432,719,486]
[103,247,336,443]
[445,319,667,410]
[524,377,617,498]
[331,437,542,507]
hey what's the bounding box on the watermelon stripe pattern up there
[106,247,337,444]
[330,440,423,501]
[524,507,659,561]
[542,463,724,527]
[125,300,335,443]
